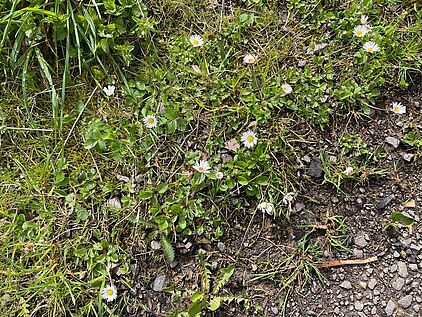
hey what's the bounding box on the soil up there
[119,80,421,317]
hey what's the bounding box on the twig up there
[316,256,378,268]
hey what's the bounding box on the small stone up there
[340,281,353,289]
[368,279,377,290]
[353,249,364,258]
[170,261,178,268]
[409,264,418,271]
[217,242,225,252]
[377,195,394,209]
[306,156,323,178]
[397,261,408,277]
[150,241,161,250]
[293,202,305,213]
[355,301,364,311]
[385,299,396,316]
[106,197,122,208]
[371,306,377,315]
[354,236,368,248]
[402,153,414,162]
[302,155,311,163]
[270,306,279,315]
[398,295,412,309]
[359,281,367,289]
[392,277,405,291]
[413,304,420,312]
[152,274,167,292]
[386,136,400,148]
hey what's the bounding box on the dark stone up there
[306,156,323,178]
[377,195,394,209]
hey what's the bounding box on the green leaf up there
[188,299,207,316]
[391,211,414,226]
[156,183,168,194]
[213,264,235,294]
[160,235,175,263]
[139,190,153,199]
[209,297,221,311]
[237,176,249,186]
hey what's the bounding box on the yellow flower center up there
[247,135,254,143]
[393,107,399,113]
[367,47,373,52]
[357,30,362,36]
[107,289,113,296]
[249,57,254,63]
[262,203,268,209]
[193,39,199,45]
[148,118,154,124]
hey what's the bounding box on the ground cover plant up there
[0,0,421,316]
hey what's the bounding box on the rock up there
[302,155,311,163]
[150,241,161,250]
[152,274,167,292]
[106,197,122,208]
[413,304,420,312]
[402,153,414,162]
[306,156,323,178]
[293,202,305,213]
[398,295,412,309]
[353,248,364,258]
[386,136,400,148]
[270,306,279,315]
[340,281,353,289]
[397,261,408,277]
[354,235,368,248]
[392,277,405,291]
[217,242,225,252]
[377,195,394,209]
[409,264,418,271]
[368,279,377,290]
[385,299,396,316]
[355,301,364,311]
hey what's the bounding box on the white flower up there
[241,131,258,148]
[353,25,369,37]
[361,15,369,25]
[258,201,273,215]
[193,160,211,174]
[343,166,354,175]
[190,35,203,47]
[363,41,379,53]
[103,85,116,96]
[390,102,406,114]
[215,171,224,179]
[282,83,293,94]
[243,53,257,64]
[314,42,327,51]
[102,285,117,302]
[143,115,158,128]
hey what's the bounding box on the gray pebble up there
[392,277,405,291]
[340,281,353,289]
[398,295,413,309]
[397,261,408,277]
[368,279,377,290]
[152,274,167,292]
[355,301,364,311]
[386,136,400,148]
[354,235,368,248]
[217,242,225,252]
[385,299,396,316]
